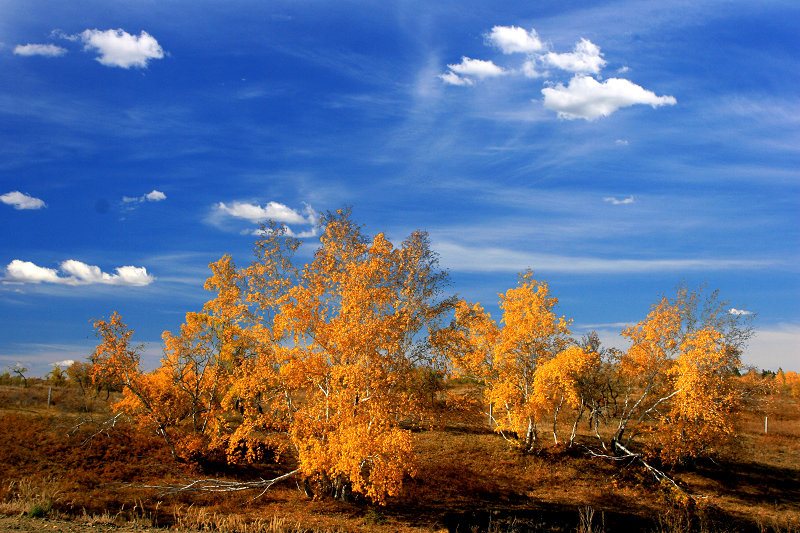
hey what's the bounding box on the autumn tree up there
[91,311,224,460]
[92,208,455,503]
[47,365,67,386]
[531,344,606,446]
[11,363,29,388]
[590,285,754,465]
[223,209,455,502]
[436,270,572,452]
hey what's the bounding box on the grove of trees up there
[88,208,760,504]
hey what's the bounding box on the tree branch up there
[140,468,301,499]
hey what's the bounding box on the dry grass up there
[0,478,62,517]
[0,383,797,532]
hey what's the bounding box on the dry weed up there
[0,477,64,518]
[172,503,312,532]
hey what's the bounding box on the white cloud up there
[216,202,319,239]
[111,265,155,286]
[435,241,771,274]
[13,44,67,57]
[215,200,317,225]
[79,29,164,68]
[52,360,75,368]
[1,191,46,210]
[145,190,166,201]
[5,260,61,283]
[123,189,167,206]
[485,26,544,54]
[617,65,630,74]
[4,259,154,286]
[446,57,506,79]
[521,59,545,79]
[439,71,473,86]
[440,28,673,121]
[615,139,629,146]
[543,38,606,74]
[604,195,635,205]
[541,75,677,120]
[729,308,753,316]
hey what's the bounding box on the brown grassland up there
[0,380,798,533]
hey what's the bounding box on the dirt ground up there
[1,384,798,532]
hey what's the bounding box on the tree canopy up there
[91,210,757,503]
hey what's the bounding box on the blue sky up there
[1,0,798,376]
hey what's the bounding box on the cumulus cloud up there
[615,139,629,146]
[448,57,506,78]
[79,29,164,68]
[485,26,544,54]
[214,201,319,239]
[52,360,75,368]
[5,261,60,283]
[521,59,545,79]
[439,71,473,86]
[541,75,677,120]
[543,38,606,74]
[215,200,317,225]
[441,26,677,121]
[604,195,635,205]
[4,259,154,286]
[729,308,753,316]
[13,44,67,57]
[440,57,506,86]
[122,189,167,206]
[145,190,166,201]
[1,191,46,210]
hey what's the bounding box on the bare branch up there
[140,468,301,498]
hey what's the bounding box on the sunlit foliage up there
[92,208,454,503]
[92,211,759,502]
[436,271,572,451]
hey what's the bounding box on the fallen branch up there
[141,468,301,500]
[581,442,700,502]
[66,412,124,446]
[611,441,696,499]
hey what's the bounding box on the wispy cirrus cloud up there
[4,259,154,286]
[1,191,46,210]
[435,241,771,274]
[744,324,800,371]
[13,44,67,57]
[603,195,635,205]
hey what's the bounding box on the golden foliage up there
[651,328,740,463]
[91,209,453,503]
[90,212,758,499]
[437,270,572,450]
